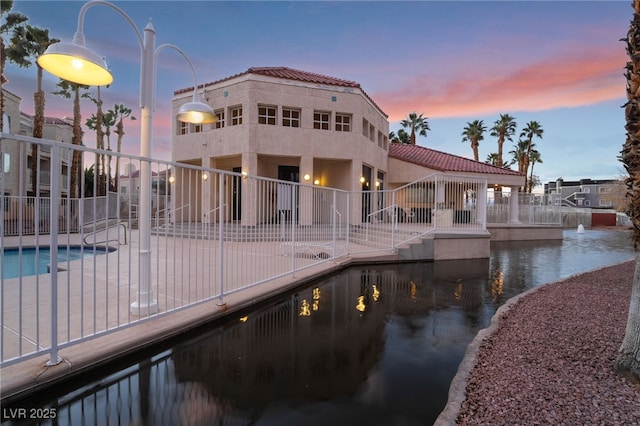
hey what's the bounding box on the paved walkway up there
[0,233,396,402]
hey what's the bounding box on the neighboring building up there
[171,67,525,225]
[544,178,624,209]
[1,88,73,198]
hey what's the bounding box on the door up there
[232,167,242,220]
[277,166,299,222]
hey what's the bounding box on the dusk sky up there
[4,0,630,190]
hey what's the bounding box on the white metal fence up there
[1,134,536,368]
[486,191,562,225]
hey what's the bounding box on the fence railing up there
[1,133,535,369]
[486,192,562,225]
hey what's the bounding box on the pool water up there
[1,246,110,279]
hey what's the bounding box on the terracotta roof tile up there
[389,143,523,176]
[174,66,387,117]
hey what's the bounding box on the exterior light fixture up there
[168,176,175,184]
[202,173,208,181]
[303,173,311,181]
[37,0,216,316]
[360,176,365,184]
[313,179,320,186]
[375,181,380,188]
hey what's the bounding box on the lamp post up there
[37,0,217,316]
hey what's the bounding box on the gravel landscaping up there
[456,260,640,425]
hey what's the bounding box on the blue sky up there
[4,0,630,189]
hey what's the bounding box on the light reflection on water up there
[4,230,634,426]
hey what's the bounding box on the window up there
[3,152,10,173]
[369,124,375,142]
[383,135,388,150]
[314,111,330,130]
[582,187,590,193]
[192,123,203,133]
[282,108,300,127]
[598,186,612,193]
[2,113,10,132]
[335,113,351,132]
[599,200,613,207]
[3,192,9,212]
[377,131,384,148]
[258,105,277,125]
[214,109,225,129]
[231,106,243,126]
[179,121,188,135]
[362,119,369,138]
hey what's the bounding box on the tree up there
[389,129,410,144]
[461,119,486,161]
[490,113,517,168]
[485,152,511,168]
[527,149,542,193]
[52,79,89,199]
[111,104,135,190]
[616,0,640,382]
[520,120,544,191]
[0,0,28,132]
[83,164,95,198]
[85,87,112,196]
[7,24,59,194]
[509,139,529,181]
[400,112,430,145]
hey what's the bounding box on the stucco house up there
[171,67,526,228]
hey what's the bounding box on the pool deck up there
[0,233,397,404]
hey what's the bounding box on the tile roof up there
[174,66,387,117]
[389,143,523,176]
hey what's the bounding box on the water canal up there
[2,229,635,425]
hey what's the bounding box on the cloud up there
[377,46,626,122]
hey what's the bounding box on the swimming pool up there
[1,246,112,279]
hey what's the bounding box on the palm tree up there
[0,1,28,132]
[7,24,59,194]
[111,104,135,190]
[461,119,486,161]
[616,0,640,381]
[52,79,89,199]
[83,164,95,198]
[527,149,542,193]
[490,113,517,167]
[486,152,510,168]
[389,129,410,144]
[85,87,110,196]
[520,120,543,169]
[400,112,430,145]
[509,139,529,191]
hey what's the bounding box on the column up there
[242,152,258,226]
[508,186,521,224]
[299,156,314,226]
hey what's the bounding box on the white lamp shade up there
[37,42,113,86]
[177,101,218,124]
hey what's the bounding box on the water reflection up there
[4,230,633,426]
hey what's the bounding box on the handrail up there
[203,204,227,221]
[155,203,190,223]
[331,204,343,238]
[365,204,397,241]
[83,221,128,246]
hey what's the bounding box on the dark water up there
[2,230,634,426]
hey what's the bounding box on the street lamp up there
[37,0,217,316]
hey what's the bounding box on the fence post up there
[217,174,225,306]
[47,146,61,366]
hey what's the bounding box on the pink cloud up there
[377,46,626,122]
